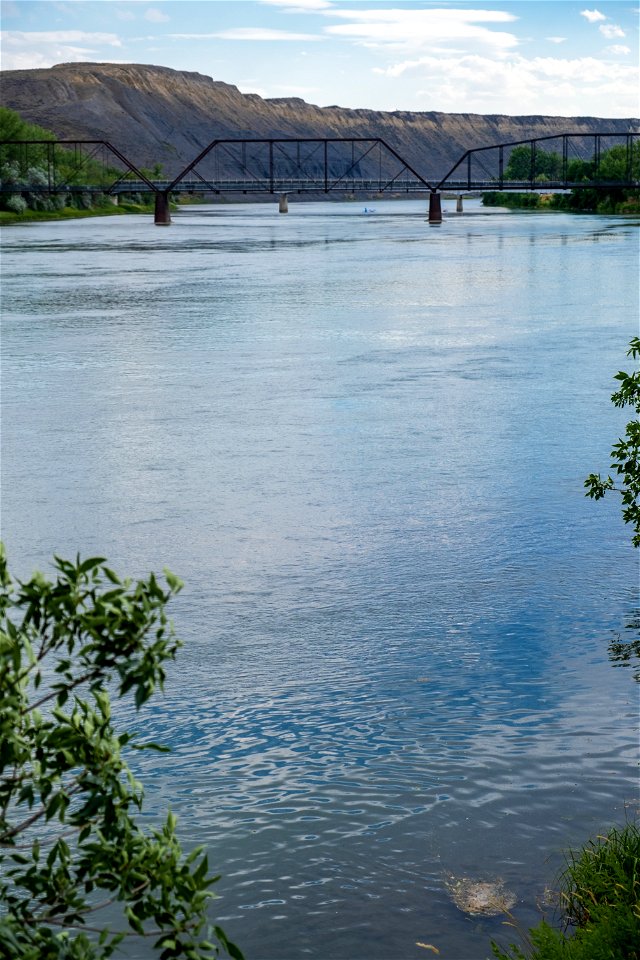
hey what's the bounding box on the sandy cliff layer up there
[1,62,636,177]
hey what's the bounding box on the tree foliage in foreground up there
[0,546,243,960]
[585,337,640,547]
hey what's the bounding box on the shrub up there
[4,194,27,214]
[492,823,640,960]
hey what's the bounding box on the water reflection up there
[1,199,638,959]
[608,611,640,679]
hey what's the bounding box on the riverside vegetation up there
[482,144,640,214]
[492,824,640,960]
[0,107,158,222]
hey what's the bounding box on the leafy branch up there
[585,337,640,546]
[0,546,244,960]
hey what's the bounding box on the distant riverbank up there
[3,191,639,225]
[0,198,157,225]
[482,190,640,215]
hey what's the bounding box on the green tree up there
[565,157,593,182]
[597,143,640,183]
[550,145,639,213]
[585,338,640,546]
[0,107,55,146]
[0,547,243,960]
[0,106,130,210]
[0,107,55,175]
[502,143,639,211]
[504,145,562,181]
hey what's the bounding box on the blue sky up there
[1,1,638,117]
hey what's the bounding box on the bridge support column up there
[428,192,442,224]
[154,191,171,226]
[279,193,289,214]
[456,195,463,214]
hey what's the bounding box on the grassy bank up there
[492,823,640,960]
[482,191,640,214]
[0,200,157,225]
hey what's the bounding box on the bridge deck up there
[3,178,635,196]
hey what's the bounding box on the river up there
[1,198,638,959]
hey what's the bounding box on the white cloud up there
[606,44,632,55]
[260,0,333,9]
[580,9,606,23]
[1,48,93,69]
[325,8,519,51]
[144,8,169,23]
[546,37,567,44]
[236,82,268,98]
[1,30,122,47]
[373,53,639,117]
[116,10,136,21]
[599,23,625,39]
[0,29,123,69]
[213,28,322,41]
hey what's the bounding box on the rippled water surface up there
[1,199,638,959]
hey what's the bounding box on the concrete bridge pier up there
[279,193,289,214]
[456,195,464,213]
[154,191,171,226]
[428,192,442,224]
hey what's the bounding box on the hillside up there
[1,62,636,179]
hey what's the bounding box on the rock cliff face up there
[1,62,636,178]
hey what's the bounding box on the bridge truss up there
[434,131,639,192]
[0,139,156,196]
[0,137,431,197]
[163,137,432,195]
[1,131,637,223]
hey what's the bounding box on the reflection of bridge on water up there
[1,131,637,225]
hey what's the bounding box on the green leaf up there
[102,566,121,585]
[214,926,246,960]
[131,741,171,753]
[163,568,184,593]
[125,906,145,935]
[78,556,106,574]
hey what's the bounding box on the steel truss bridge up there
[1,131,637,224]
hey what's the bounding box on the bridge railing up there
[2,176,636,197]
[108,177,434,194]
